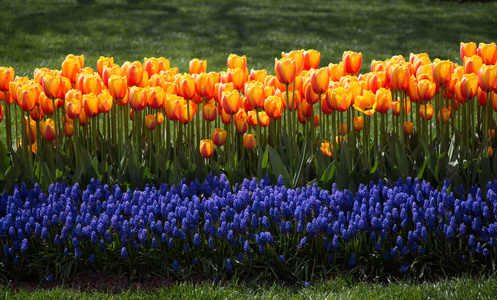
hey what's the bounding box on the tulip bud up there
[199,139,214,158]
[354,116,364,131]
[243,134,255,150]
[403,121,414,135]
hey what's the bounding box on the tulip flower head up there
[0,67,14,91]
[199,139,214,158]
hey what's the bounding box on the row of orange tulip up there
[0,42,496,162]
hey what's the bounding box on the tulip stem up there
[156,112,160,175]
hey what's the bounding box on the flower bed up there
[1,175,497,283]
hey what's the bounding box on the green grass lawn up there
[3,276,497,299]
[1,0,496,77]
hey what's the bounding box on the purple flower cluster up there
[1,175,497,277]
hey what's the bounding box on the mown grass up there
[1,0,496,77]
[3,276,497,299]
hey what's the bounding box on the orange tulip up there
[328,63,345,82]
[23,117,37,145]
[321,96,333,114]
[221,90,241,115]
[407,75,420,103]
[460,42,477,60]
[97,56,114,77]
[391,98,411,116]
[410,53,431,74]
[489,91,497,111]
[417,79,436,102]
[438,107,451,124]
[98,90,113,113]
[145,114,156,130]
[40,118,56,142]
[303,80,320,105]
[250,69,268,83]
[108,75,128,100]
[235,115,248,134]
[147,87,166,109]
[264,95,283,119]
[102,65,122,88]
[61,54,84,84]
[460,73,479,100]
[463,55,483,75]
[227,54,247,70]
[189,58,207,75]
[129,87,147,111]
[326,87,352,112]
[42,75,69,99]
[144,57,170,76]
[18,85,38,112]
[478,64,497,92]
[419,104,434,121]
[488,147,494,158]
[83,93,99,117]
[310,68,329,95]
[122,61,145,87]
[343,51,362,75]
[303,49,321,70]
[148,74,167,89]
[313,114,320,127]
[375,88,392,114]
[365,72,386,94]
[179,75,197,100]
[370,60,386,73]
[27,103,43,121]
[179,100,197,124]
[243,134,255,150]
[477,42,497,65]
[212,128,227,146]
[195,73,216,99]
[203,101,217,122]
[338,123,347,135]
[320,140,333,157]
[281,50,304,75]
[258,111,270,127]
[227,68,247,90]
[0,67,14,91]
[281,90,301,111]
[403,121,414,135]
[354,116,364,131]
[165,95,182,121]
[389,63,410,91]
[432,59,453,87]
[353,90,376,116]
[65,98,82,120]
[275,58,297,85]
[39,92,54,115]
[416,64,433,82]
[77,73,103,95]
[64,118,74,137]
[199,139,215,158]
[220,108,232,124]
[245,82,265,109]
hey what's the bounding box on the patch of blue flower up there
[1,174,497,282]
